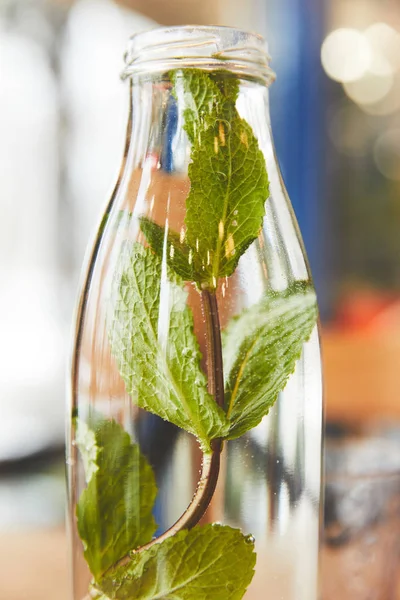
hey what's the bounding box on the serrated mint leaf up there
[186,115,269,286]
[171,69,270,289]
[76,419,157,580]
[223,284,318,440]
[139,217,195,282]
[98,524,256,600]
[109,243,229,451]
[171,69,221,144]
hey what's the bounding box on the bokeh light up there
[321,28,371,83]
[321,22,400,111]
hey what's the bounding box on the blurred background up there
[0,0,399,598]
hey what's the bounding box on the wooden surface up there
[322,328,400,424]
[0,529,68,600]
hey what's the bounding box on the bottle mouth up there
[122,25,276,85]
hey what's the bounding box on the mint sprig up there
[75,68,319,600]
[75,420,256,599]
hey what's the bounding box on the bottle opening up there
[122,25,276,85]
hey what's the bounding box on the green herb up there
[76,419,157,580]
[98,524,255,600]
[75,420,256,598]
[171,69,221,144]
[75,67,319,600]
[223,283,318,439]
[170,69,270,289]
[108,242,229,453]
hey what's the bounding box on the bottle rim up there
[122,25,276,85]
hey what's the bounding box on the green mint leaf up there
[172,69,270,289]
[223,283,318,440]
[139,217,195,282]
[109,243,229,451]
[171,69,221,144]
[76,419,157,580]
[98,524,256,600]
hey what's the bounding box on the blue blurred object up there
[267,0,330,318]
[161,96,178,173]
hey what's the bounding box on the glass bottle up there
[67,26,323,600]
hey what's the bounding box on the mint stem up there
[202,290,225,410]
[110,290,224,572]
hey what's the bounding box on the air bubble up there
[232,220,238,227]
[245,534,255,544]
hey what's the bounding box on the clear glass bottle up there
[67,26,323,600]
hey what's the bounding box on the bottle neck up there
[120,27,275,183]
[113,63,302,294]
[122,71,273,180]
[122,26,275,85]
